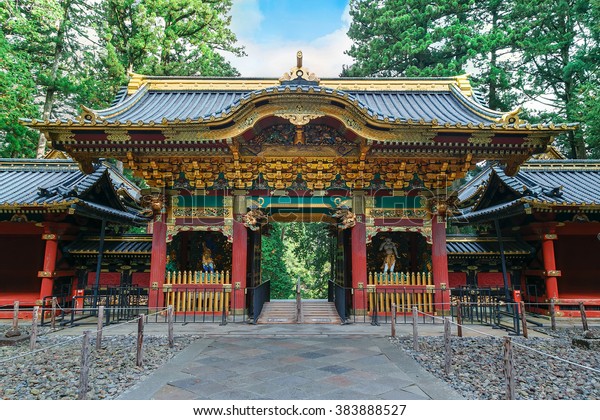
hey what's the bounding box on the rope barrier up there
[413,308,600,375]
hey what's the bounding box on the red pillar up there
[231,220,248,313]
[351,220,368,312]
[431,215,450,314]
[149,215,167,309]
[542,233,559,306]
[39,233,59,302]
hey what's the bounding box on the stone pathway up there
[119,335,462,400]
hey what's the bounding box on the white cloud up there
[225,2,353,78]
[229,0,264,40]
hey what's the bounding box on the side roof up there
[454,160,600,222]
[0,158,149,225]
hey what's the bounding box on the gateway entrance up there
[33,53,566,323]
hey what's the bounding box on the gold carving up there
[523,134,547,148]
[163,129,205,141]
[468,132,494,145]
[242,208,268,231]
[279,51,320,83]
[140,188,164,218]
[274,107,324,126]
[57,132,76,143]
[332,206,356,230]
[106,130,131,142]
[498,107,523,125]
[173,207,231,218]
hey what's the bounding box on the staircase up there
[256,300,341,324]
[257,301,296,324]
[301,301,341,324]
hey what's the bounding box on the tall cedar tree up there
[471,0,520,111]
[344,0,478,77]
[0,29,38,157]
[103,0,243,76]
[2,0,102,157]
[510,0,595,158]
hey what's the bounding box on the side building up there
[454,158,600,317]
[0,158,150,316]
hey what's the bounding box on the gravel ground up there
[0,324,198,400]
[3,322,600,400]
[391,327,600,400]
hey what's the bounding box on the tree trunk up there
[36,0,72,158]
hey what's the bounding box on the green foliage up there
[344,0,479,77]
[0,30,38,157]
[262,223,294,299]
[0,0,243,158]
[103,0,243,76]
[261,223,331,300]
[345,0,599,157]
[508,0,595,158]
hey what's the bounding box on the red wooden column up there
[231,192,248,313]
[542,232,560,308]
[351,220,368,312]
[431,215,450,314]
[39,231,59,302]
[231,220,248,313]
[149,214,167,309]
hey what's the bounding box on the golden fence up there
[367,271,434,313]
[164,270,231,313]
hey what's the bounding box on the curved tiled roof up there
[446,236,534,256]
[65,235,152,255]
[454,160,600,222]
[494,161,600,206]
[95,86,497,125]
[0,159,149,224]
[29,75,566,130]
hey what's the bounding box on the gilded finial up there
[279,50,320,84]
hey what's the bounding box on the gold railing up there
[367,271,434,313]
[164,270,231,313]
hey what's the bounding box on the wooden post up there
[78,330,91,400]
[456,300,463,338]
[503,337,515,400]
[444,318,452,375]
[5,301,22,337]
[96,306,104,351]
[519,301,529,339]
[13,301,20,330]
[391,304,396,338]
[550,299,556,331]
[412,306,419,351]
[136,314,145,367]
[30,306,39,351]
[579,302,588,331]
[167,305,174,348]
[51,297,57,330]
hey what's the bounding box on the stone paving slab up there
[119,333,463,400]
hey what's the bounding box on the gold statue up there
[379,237,399,273]
[202,242,214,272]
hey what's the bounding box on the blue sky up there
[225,0,353,77]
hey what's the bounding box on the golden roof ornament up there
[279,51,320,84]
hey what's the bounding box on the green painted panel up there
[177,195,224,207]
[375,195,425,209]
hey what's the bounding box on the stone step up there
[257,301,341,324]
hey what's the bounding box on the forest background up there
[1,0,599,297]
